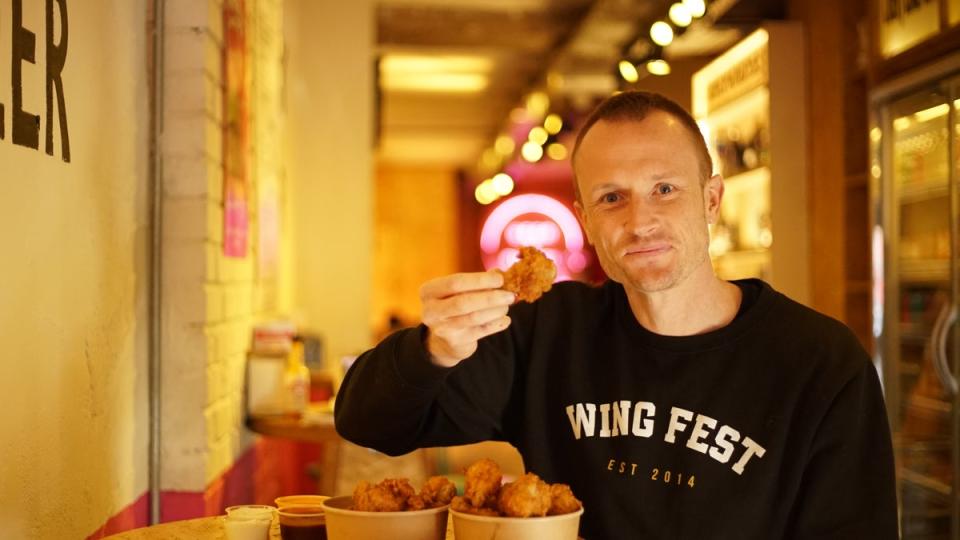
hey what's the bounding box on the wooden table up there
[103,515,457,539]
[246,412,342,495]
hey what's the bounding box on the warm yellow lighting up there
[495,135,515,156]
[618,60,640,83]
[521,141,544,162]
[650,21,674,47]
[547,71,565,91]
[381,73,488,93]
[893,117,911,131]
[683,0,706,18]
[544,114,563,135]
[669,3,693,27]
[546,143,567,160]
[647,59,671,76]
[491,173,514,196]
[528,126,549,146]
[381,55,493,73]
[475,179,499,205]
[380,54,493,93]
[480,148,500,170]
[869,127,882,142]
[913,103,949,123]
[871,164,882,178]
[526,91,550,117]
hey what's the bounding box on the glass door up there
[876,82,957,539]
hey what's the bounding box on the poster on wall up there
[223,0,250,258]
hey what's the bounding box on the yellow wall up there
[372,164,459,333]
[284,0,375,366]
[0,0,150,537]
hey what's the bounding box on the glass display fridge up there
[870,60,960,539]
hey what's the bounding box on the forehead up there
[573,112,701,185]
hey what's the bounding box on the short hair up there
[571,91,713,201]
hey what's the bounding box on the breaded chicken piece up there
[406,494,427,511]
[499,246,557,303]
[464,458,503,509]
[420,476,457,508]
[547,483,582,515]
[451,495,500,517]
[352,478,417,512]
[497,473,552,518]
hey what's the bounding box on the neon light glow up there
[480,194,588,280]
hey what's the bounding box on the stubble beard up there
[599,236,711,294]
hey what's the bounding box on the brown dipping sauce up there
[278,506,326,540]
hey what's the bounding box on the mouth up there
[623,243,671,258]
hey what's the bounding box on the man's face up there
[573,112,723,293]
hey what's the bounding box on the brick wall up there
[161,0,285,501]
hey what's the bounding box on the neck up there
[624,269,742,337]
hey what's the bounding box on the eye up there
[655,184,676,196]
[599,192,622,204]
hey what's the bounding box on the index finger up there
[420,271,505,300]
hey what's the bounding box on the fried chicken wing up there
[547,483,582,515]
[352,478,417,512]
[464,458,503,509]
[499,246,557,303]
[420,476,457,508]
[496,473,552,518]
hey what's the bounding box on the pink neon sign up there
[480,193,588,281]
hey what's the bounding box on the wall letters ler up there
[2,0,70,162]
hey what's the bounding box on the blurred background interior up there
[2,0,960,538]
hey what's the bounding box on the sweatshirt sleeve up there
[786,359,899,540]
[334,319,523,456]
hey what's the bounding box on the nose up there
[623,197,660,238]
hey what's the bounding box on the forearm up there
[334,326,453,455]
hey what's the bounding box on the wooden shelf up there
[899,259,950,283]
[899,180,949,204]
[900,468,953,498]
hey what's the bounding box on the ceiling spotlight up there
[528,126,549,146]
[544,113,563,135]
[491,173,514,196]
[669,3,693,27]
[546,143,567,161]
[475,179,498,205]
[495,135,515,156]
[646,58,671,76]
[526,91,550,118]
[521,141,544,162]
[618,60,640,83]
[683,0,706,18]
[650,21,674,47]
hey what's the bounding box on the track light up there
[650,21,674,47]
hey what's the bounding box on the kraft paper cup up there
[450,507,584,540]
[322,495,448,540]
[274,495,330,508]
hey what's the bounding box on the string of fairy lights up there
[473,0,712,205]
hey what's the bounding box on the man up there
[334,91,899,539]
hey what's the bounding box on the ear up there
[573,200,595,246]
[703,174,724,225]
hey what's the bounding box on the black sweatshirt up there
[335,279,899,540]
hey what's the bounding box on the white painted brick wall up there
[162,0,286,492]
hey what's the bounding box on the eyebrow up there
[588,172,683,194]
